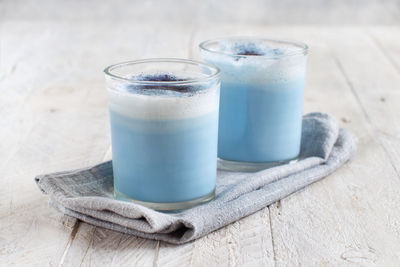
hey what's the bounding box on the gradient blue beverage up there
[200,38,308,171]
[104,59,220,210]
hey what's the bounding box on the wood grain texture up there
[1,0,400,265]
[158,208,274,267]
[190,25,400,266]
[355,26,400,174]
[0,23,113,266]
[54,21,195,267]
[266,27,400,266]
[60,224,158,267]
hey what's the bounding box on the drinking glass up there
[104,58,220,210]
[200,38,308,171]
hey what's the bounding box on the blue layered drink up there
[200,38,308,171]
[104,59,220,210]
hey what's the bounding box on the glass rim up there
[199,37,309,59]
[104,58,221,85]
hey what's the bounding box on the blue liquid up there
[218,78,304,162]
[110,110,218,203]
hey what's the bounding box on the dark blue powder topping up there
[231,42,286,58]
[136,74,187,82]
[126,74,194,93]
[233,42,266,56]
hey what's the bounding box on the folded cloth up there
[35,112,357,244]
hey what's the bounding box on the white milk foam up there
[108,72,219,120]
[201,40,306,84]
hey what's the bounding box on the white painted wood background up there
[1,0,400,266]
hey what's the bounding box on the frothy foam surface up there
[219,40,290,57]
[108,72,219,120]
[201,40,306,84]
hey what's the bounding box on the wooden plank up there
[189,25,400,265]
[259,26,400,266]
[329,27,400,172]
[2,7,400,265]
[158,208,274,267]
[57,22,196,266]
[367,26,400,74]
[0,21,108,265]
[60,223,158,267]
[362,26,400,174]
[0,20,159,265]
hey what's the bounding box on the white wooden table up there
[1,1,400,265]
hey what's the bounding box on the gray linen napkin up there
[35,112,357,244]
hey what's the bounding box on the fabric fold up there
[35,112,357,244]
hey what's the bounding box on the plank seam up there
[79,226,96,267]
[58,221,81,267]
[110,233,124,267]
[333,53,400,179]
[268,205,277,267]
[153,241,160,267]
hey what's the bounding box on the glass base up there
[114,188,216,212]
[217,157,298,172]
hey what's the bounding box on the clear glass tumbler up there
[104,59,220,210]
[200,37,308,172]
